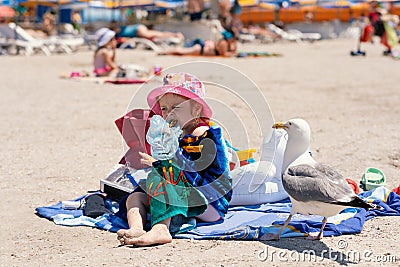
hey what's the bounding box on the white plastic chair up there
[0,23,51,56]
[5,23,84,55]
[119,37,163,52]
[267,24,321,44]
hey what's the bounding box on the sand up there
[1,38,399,266]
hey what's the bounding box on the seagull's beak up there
[272,122,288,129]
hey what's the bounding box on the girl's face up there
[107,37,117,48]
[158,94,200,131]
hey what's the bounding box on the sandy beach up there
[1,38,399,266]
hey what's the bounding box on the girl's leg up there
[117,192,173,246]
[117,192,148,245]
[196,204,221,222]
[136,24,184,41]
[160,44,201,55]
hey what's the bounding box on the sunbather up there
[226,1,279,42]
[116,24,184,44]
[187,0,205,21]
[93,28,118,77]
[41,11,57,36]
[159,38,237,57]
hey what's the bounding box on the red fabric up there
[369,12,380,24]
[229,162,236,171]
[380,32,391,49]
[360,24,374,42]
[393,185,400,196]
[240,160,249,166]
[115,109,154,169]
[346,178,360,195]
[229,159,250,171]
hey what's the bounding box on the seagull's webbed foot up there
[306,232,323,240]
[260,214,293,241]
[306,217,326,240]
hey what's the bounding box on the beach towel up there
[236,52,283,58]
[60,72,148,85]
[36,187,400,240]
[160,52,282,58]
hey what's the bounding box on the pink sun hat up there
[147,72,213,118]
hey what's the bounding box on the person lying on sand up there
[115,24,185,44]
[158,38,237,57]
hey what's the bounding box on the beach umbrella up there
[0,5,16,18]
[290,0,317,6]
[319,0,353,8]
[238,0,259,7]
[154,0,185,8]
[259,2,278,9]
[259,0,296,8]
[105,0,155,8]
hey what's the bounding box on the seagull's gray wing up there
[282,163,355,203]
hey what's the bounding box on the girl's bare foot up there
[117,228,146,246]
[124,224,172,246]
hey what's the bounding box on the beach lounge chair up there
[10,23,85,54]
[118,37,163,52]
[1,23,84,55]
[267,24,322,43]
[0,23,51,56]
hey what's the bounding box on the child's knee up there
[126,192,147,206]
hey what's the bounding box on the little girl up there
[117,73,232,246]
[93,28,118,77]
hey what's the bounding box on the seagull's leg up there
[261,214,293,241]
[275,214,293,238]
[307,217,327,240]
[317,217,328,239]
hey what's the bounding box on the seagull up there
[263,118,379,240]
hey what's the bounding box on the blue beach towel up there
[35,187,400,240]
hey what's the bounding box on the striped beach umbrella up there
[0,5,16,18]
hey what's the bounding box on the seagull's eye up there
[289,122,292,125]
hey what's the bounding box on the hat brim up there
[97,31,116,47]
[147,85,212,118]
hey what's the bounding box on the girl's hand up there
[139,152,156,166]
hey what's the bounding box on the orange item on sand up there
[346,178,360,194]
[393,185,400,196]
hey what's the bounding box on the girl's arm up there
[102,49,118,70]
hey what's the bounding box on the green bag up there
[384,22,399,49]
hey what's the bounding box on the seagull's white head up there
[273,118,311,142]
[273,118,312,171]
